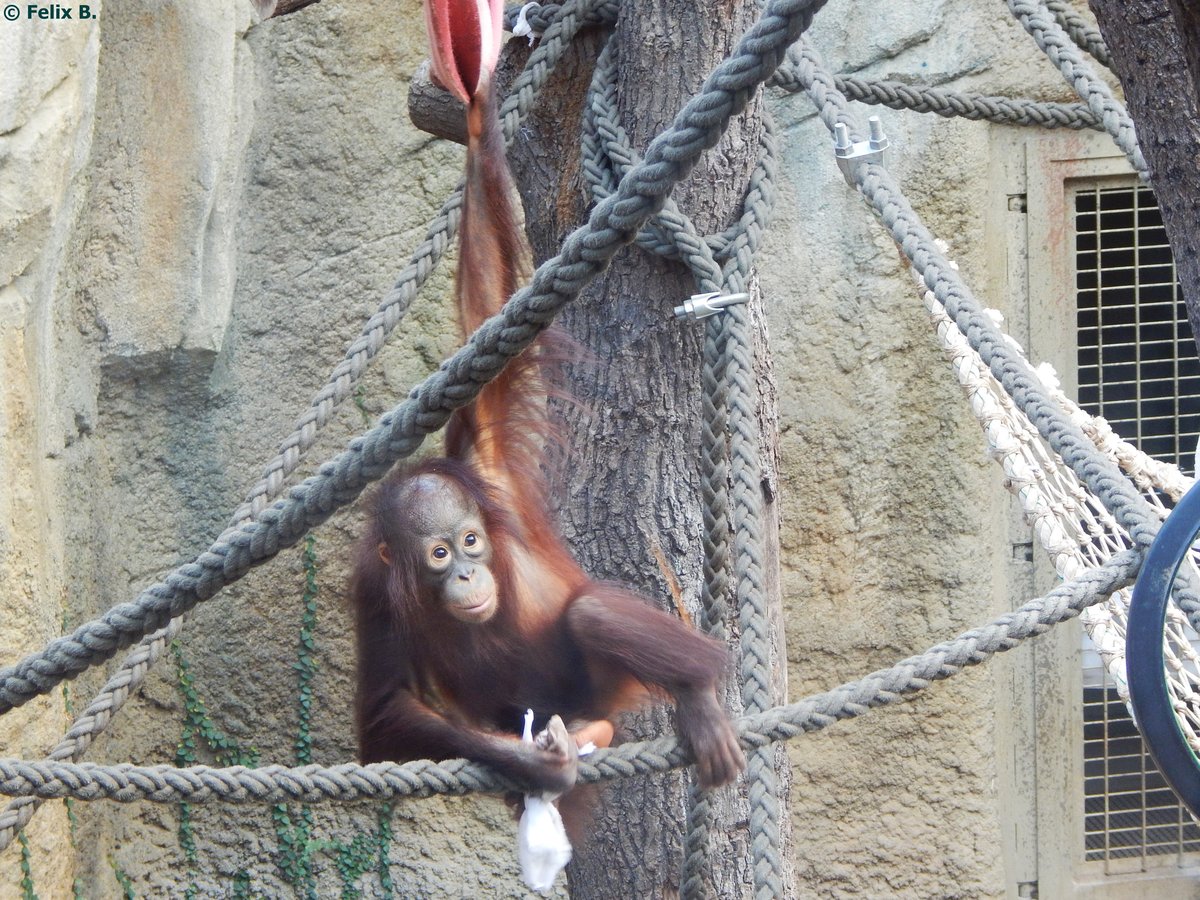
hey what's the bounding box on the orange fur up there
[349,12,744,799]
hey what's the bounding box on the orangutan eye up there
[430,545,450,566]
[464,532,478,547]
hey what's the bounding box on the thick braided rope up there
[702,134,789,899]
[719,298,783,899]
[0,0,832,713]
[786,39,861,140]
[1,0,610,850]
[582,34,784,896]
[790,40,1182,612]
[506,0,622,31]
[581,37,778,277]
[851,167,1200,624]
[687,318,732,898]
[770,68,1103,131]
[0,551,1139,805]
[0,620,182,853]
[681,780,719,899]
[1048,386,1194,503]
[1005,0,1147,178]
[1044,0,1111,69]
[685,309,734,897]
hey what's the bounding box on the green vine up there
[110,856,136,899]
[64,796,84,900]
[271,804,316,899]
[231,870,252,898]
[295,535,319,767]
[306,834,376,900]
[17,831,36,900]
[173,640,259,897]
[375,804,395,899]
[172,641,260,768]
[159,534,396,896]
[271,535,322,896]
[353,385,371,426]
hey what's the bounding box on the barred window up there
[1074,182,1200,865]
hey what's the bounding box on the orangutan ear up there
[377,542,392,567]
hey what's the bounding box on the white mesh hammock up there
[922,245,1200,752]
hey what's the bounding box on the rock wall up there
[0,0,1098,896]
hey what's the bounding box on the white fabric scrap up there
[517,709,573,893]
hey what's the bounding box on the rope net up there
[3,0,1197,893]
[923,272,1200,744]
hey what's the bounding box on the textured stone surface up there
[0,0,1102,896]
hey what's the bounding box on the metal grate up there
[1074,182,1200,865]
[1084,686,1200,862]
[1075,184,1200,468]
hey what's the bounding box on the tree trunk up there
[507,3,790,897]
[1166,0,1200,100]
[1088,0,1200,355]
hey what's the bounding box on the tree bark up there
[1166,0,1200,100]
[504,3,790,897]
[1088,0,1200,355]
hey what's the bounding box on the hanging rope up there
[581,30,785,896]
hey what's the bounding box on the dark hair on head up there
[372,457,498,545]
[362,458,520,624]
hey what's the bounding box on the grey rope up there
[1005,0,1147,178]
[720,296,782,900]
[580,39,778,273]
[0,550,1139,805]
[0,620,182,853]
[772,69,1104,131]
[790,43,1200,633]
[1044,0,1111,69]
[581,34,785,896]
[687,308,731,897]
[683,240,736,900]
[0,0,832,714]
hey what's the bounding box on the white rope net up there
[920,245,1200,752]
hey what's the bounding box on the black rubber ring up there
[1128,479,1200,818]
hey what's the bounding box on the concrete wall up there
[0,0,1107,896]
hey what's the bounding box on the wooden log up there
[408,60,469,145]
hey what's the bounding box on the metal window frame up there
[1003,128,1200,898]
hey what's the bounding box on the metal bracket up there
[833,116,889,187]
[673,291,749,321]
[512,2,541,44]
